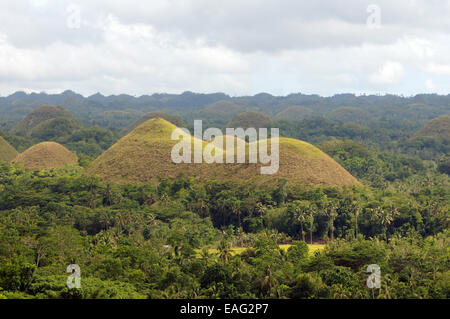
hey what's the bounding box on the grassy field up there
[197,243,325,257]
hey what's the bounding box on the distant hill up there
[414,115,450,140]
[123,111,186,134]
[10,104,81,137]
[0,136,18,162]
[275,106,312,121]
[87,117,359,187]
[226,112,272,129]
[203,100,242,115]
[30,117,82,140]
[327,107,371,125]
[12,142,78,170]
[1,91,449,134]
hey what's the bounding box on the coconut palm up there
[322,199,339,241]
[379,206,399,240]
[350,201,362,238]
[293,200,310,242]
[200,248,216,266]
[230,198,243,229]
[218,239,232,263]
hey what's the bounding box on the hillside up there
[30,117,82,140]
[87,118,359,187]
[203,100,242,115]
[275,106,312,121]
[327,107,371,125]
[12,142,78,170]
[226,112,272,129]
[0,136,18,162]
[123,111,186,134]
[10,104,80,137]
[414,115,450,140]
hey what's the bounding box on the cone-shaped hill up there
[203,101,242,115]
[275,106,312,121]
[87,118,359,187]
[0,136,18,162]
[123,112,186,135]
[12,142,78,170]
[226,112,272,129]
[414,115,450,140]
[11,104,80,137]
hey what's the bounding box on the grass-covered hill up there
[275,106,313,121]
[123,111,186,135]
[203,100,243,115]
[12,141,78,170]
[226,111,272,129]
[10,104,81,138]
[414,115,450,140]
[202,100,243,123]
[0,136,18,162]
[87,117,359,187]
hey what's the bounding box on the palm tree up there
[200,248,216,266]
[379,206,399,240]
[218,239,232,263]
[254,202,266,217]
[230,198,243,229]
[293,200,309,242]
[259,266,278,297]
[323,199,339,241]
[369,206,383,237]
[350,201,362,238]
[218,196,228,226]
[307,207,316,244]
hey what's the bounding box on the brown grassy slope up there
[123,112,186,135]
[12,142,78,170]
[0,136,18,162]
[414,115,450,140]
[10,105,78,136]
[87,118,359,187]
[275,106,312,121]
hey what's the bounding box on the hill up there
[0,136,18,162]
[414,115,450,140]
[10,104,80,137]
[203,100,242,115]
[327,107,371,125]
[123,111,186,134]
[12,142,78,170]
[275,106,312,121]
[30,117,82,140]
[226,112,272,129]
[87,118,359,187]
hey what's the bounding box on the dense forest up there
[0,91,448,299]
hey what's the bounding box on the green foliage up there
[0,91,449,299]
[0,258,35,292]
[287,241,309,262]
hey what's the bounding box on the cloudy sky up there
[0,0,449,96]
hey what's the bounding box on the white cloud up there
[0,0,449,96]
[423,63,450,75]
[425,78,435,91]
[369,62,404,85]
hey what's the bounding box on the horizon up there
[1,89,449,99]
